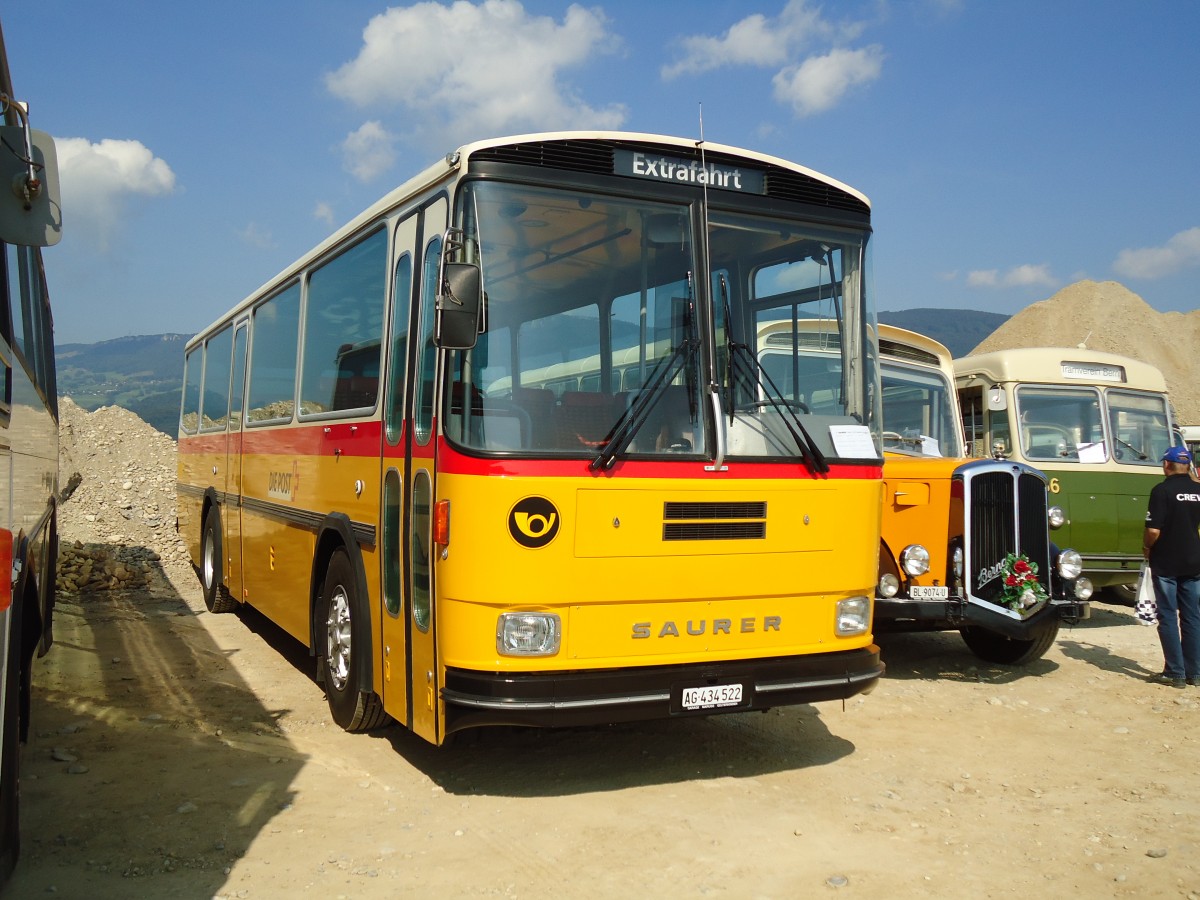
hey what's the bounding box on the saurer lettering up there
[632,616,782,639]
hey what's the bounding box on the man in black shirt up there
[1143,445,1200,687]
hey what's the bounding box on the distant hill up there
[53,308,1008,438]
[878,308,1009,358]
[56,333,190,437]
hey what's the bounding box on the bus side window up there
[181,346,201,433]
[4,242,53,404]
[301,228,386,415]
[247,283,301,423]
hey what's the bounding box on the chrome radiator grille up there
[964,464,1050,604]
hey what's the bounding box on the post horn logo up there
[508,496,560,548]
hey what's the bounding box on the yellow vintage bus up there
[0,21,63,880]
[871,326,1091,663]
[955,348,1176,601]
[177,132,885,745]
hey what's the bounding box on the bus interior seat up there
[635,384,693,452]
[332,374,379,410]
[555,391,623,448]
[510,387,557,447]
[446,384,533,450]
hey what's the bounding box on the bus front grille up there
[662,501,767,541]
[964,465,1050,603]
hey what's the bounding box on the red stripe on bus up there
[178,420,384,456]
[0,529,12,613]
[180,423,881,480]
[436,446,881,480]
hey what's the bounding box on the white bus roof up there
[877,324,953,372]
[954,346,1168,393]
[189,131,870,347]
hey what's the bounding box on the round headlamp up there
[900,544,931,577]
[1056,548,1083,581]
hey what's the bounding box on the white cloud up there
[772,45,884,118]
[661,3,830,79]
[237,222,275,249]
[1113,227,1200,279]
[326,0,625,161]
[314,202,336,226]
[661,1,880,118]
[341,121,397,182]
[55,137,175,249]
[966,264,1057,289]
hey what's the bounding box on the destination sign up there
[614,149,765,194]
[1060,361,1125,383]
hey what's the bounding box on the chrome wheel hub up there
[325,586,352,692]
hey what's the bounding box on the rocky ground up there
[2,400,1199,899]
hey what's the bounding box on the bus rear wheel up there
[318,550,387,732]
[200,508,237,614]
[959,618,1060,666]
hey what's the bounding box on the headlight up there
[952,545,964,579]
[836,596,870,635]
[496,612,561,656]
[878,573,900,598]
[1073,577,1094,601]
[1056,548,1083,581]
[1047,506,1065,529]
[900,544,930,577]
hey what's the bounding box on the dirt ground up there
[3,555,1199,899]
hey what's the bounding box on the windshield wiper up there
[590,338,694,471]
[592,278,699,471]
[726,342,829,474]
[1116,436,1148,460]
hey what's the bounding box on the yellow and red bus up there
[0,18,63,879]
[177,132,885,745]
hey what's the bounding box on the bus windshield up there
[879,360,963,458]
[1106,389,1173,465]
[1016,386,1106,461]
[448,179,873,462]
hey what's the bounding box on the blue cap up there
[1162,445,1193,464]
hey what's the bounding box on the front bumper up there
[875,593,1091,635]
[442,647,884,735]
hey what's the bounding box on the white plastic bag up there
[1135,565,1157,626]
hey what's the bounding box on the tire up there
[1103,583,1137,607]
[317,550,387,732]
[200,508,237,614]
[960,618,1060,665]
[0,599,24,881]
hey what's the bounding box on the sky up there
[5,0,1199,345]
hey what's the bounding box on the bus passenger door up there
[224,322,248,601]
[406,197,446,744]
[380,212,416,729]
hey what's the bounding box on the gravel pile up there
[56,397,193,592]
[971,279,1200,424]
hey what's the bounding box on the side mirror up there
[0,125,61,247]
[435,261,481,350]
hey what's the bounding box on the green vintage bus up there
[955,348,1175,600]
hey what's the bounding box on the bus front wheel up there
[318,550,387,732]
[959,618,1060,666]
